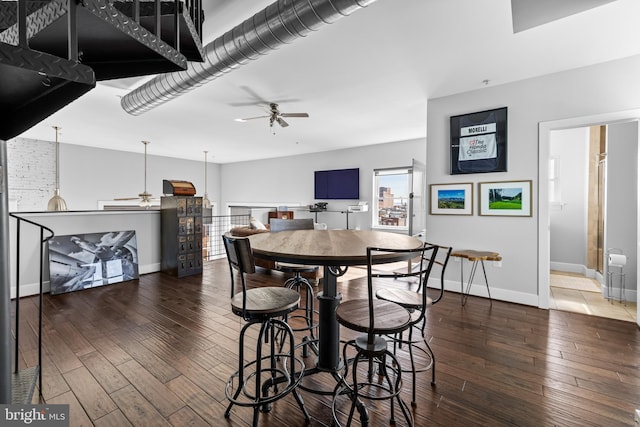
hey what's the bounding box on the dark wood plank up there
[116,359,185,417]
[110,385,172,427]
[47,390,93,427]
[93,409,134,427]
[79,351,129,394]
[62,365,118,420]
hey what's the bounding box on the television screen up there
[314,168,359,200]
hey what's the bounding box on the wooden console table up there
[451,249,502,306]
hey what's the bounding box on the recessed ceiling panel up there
[511,0,617,33]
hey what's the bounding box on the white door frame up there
[538,109,640,326]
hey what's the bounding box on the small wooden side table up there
[450,249,502,306]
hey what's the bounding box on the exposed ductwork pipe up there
[121,0,377,115]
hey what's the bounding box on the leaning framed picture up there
[450,106,507,174]
[430,183,473,215]
[47,230,139,295]
[479,180,532,216]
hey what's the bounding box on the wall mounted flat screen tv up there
[314,168,359,200]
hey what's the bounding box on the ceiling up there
[17,0,640,163]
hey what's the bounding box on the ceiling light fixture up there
[47,125,68,211]
[203,150,211,209]
[138,140,152,208]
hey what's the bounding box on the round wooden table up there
[249,229,423,371]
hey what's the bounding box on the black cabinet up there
[161,196,203,277]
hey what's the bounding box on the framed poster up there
[479,180,532,216]
[450,107,507,174]
[48,230,139,295]
[430,183,473,215]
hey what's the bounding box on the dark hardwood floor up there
[12,258,640,426]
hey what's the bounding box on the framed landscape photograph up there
[450,107,508,175]
[430,183,473,215]
[479,180,532,216]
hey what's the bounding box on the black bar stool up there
[222,234,310,427]
[376,242,451,404]
[331,244,438,426]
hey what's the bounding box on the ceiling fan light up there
[202,150,211,209]
[138,192,153,208]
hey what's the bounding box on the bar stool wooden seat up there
[271,219,320,355]
[375,243,451,404]
[277,262,320,356]
[331,245,437,426]
[222,234,310,427]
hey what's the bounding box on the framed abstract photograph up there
[450,107,508,174]
[430,183,473,215]
[479,180,532,216]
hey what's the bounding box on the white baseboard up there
[11,263,162,299]
[427,277,539,307]
[550,261,597,277]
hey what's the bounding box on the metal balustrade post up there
[18,0,27,48]
[68,0,78,61]
[133,0,140,22]
[0,140,11,404]
[173,0,180,49]
[14,220,20,374]
[154,0,161,36]
[9,213,54,404]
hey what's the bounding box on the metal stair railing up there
[9,213,55,404]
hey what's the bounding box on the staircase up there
[0,0,205,140]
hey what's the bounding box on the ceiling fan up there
[114,140,156,207]
[235,103,309,128]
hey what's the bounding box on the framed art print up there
[479,180,532,216]
[48,230,139,295]
[450,107,507,174]
[430,183,473,215]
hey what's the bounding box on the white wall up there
[7,139,222,213]
[220,138,426,230]
[606,121,638,298]
[549,128,588,268]
[7,138,55,211]
[427,54,640,306]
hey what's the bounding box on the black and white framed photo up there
[48,230,139,295]
[450,107,507,174]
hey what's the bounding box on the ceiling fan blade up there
[276,117,289,127]
[113,197,140,201]
[280,113,309,118]
[235,115,271,122]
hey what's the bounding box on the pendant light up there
[139,140,152,208]
[203,150,211,209]
[47,125,68,211]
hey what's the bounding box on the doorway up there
[538,110,640,326]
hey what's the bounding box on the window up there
[372,168,411,230]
